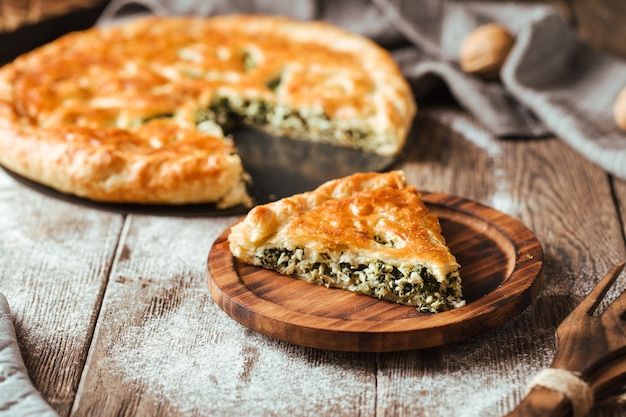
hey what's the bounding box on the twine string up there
[526,368,594,417]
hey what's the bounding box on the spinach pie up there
[0,15,415,207]
[228,171,464,313]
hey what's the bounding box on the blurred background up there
[1,0,625,66]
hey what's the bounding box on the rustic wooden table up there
[2,99,625,417]
[1,2,626,417]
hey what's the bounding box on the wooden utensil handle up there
[503,387,572,417]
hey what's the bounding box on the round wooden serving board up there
[207,192,544,352]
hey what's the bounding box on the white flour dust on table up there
[98,299,554,416]
[99,302,376,415]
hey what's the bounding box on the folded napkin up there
[0,293,59,417]
[98,0,626,180]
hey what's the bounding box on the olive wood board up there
[206,192,544,352]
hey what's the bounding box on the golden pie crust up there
[0,15,416,206]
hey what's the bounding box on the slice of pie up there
[228,170,464,313]
[0,15,415,207]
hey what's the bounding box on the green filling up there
[241,51,258,71]
[258,248,288,268]
[374,234,395,248]
[142,112,175,123]
[255,248,463,313]
[195,95,371,146]
[265,73,283,92]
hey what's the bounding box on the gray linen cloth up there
[96,0,626,179]
[0,293,59,417]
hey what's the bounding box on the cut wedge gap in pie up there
[228,170,465,313]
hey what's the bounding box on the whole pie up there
[228,170,464,313]
[0,15,416,207]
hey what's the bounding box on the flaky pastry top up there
[1,15,413,134]
[229,171,459,277]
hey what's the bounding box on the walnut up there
[459,23,515,80]
[613,86,626,132]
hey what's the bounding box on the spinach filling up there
[197,96,275,130]
[258,248,289,269]
[241,50,258,72]
[195,94,371,145]
[255,247,462,313]
[265,74,283,92]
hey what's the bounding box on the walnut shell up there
[459,23,515,80]
[613,86,626,132]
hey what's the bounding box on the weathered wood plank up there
[613,178,626,252]
[0,169,124,416]
[567,0,626,58]
[71,215,377,417]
